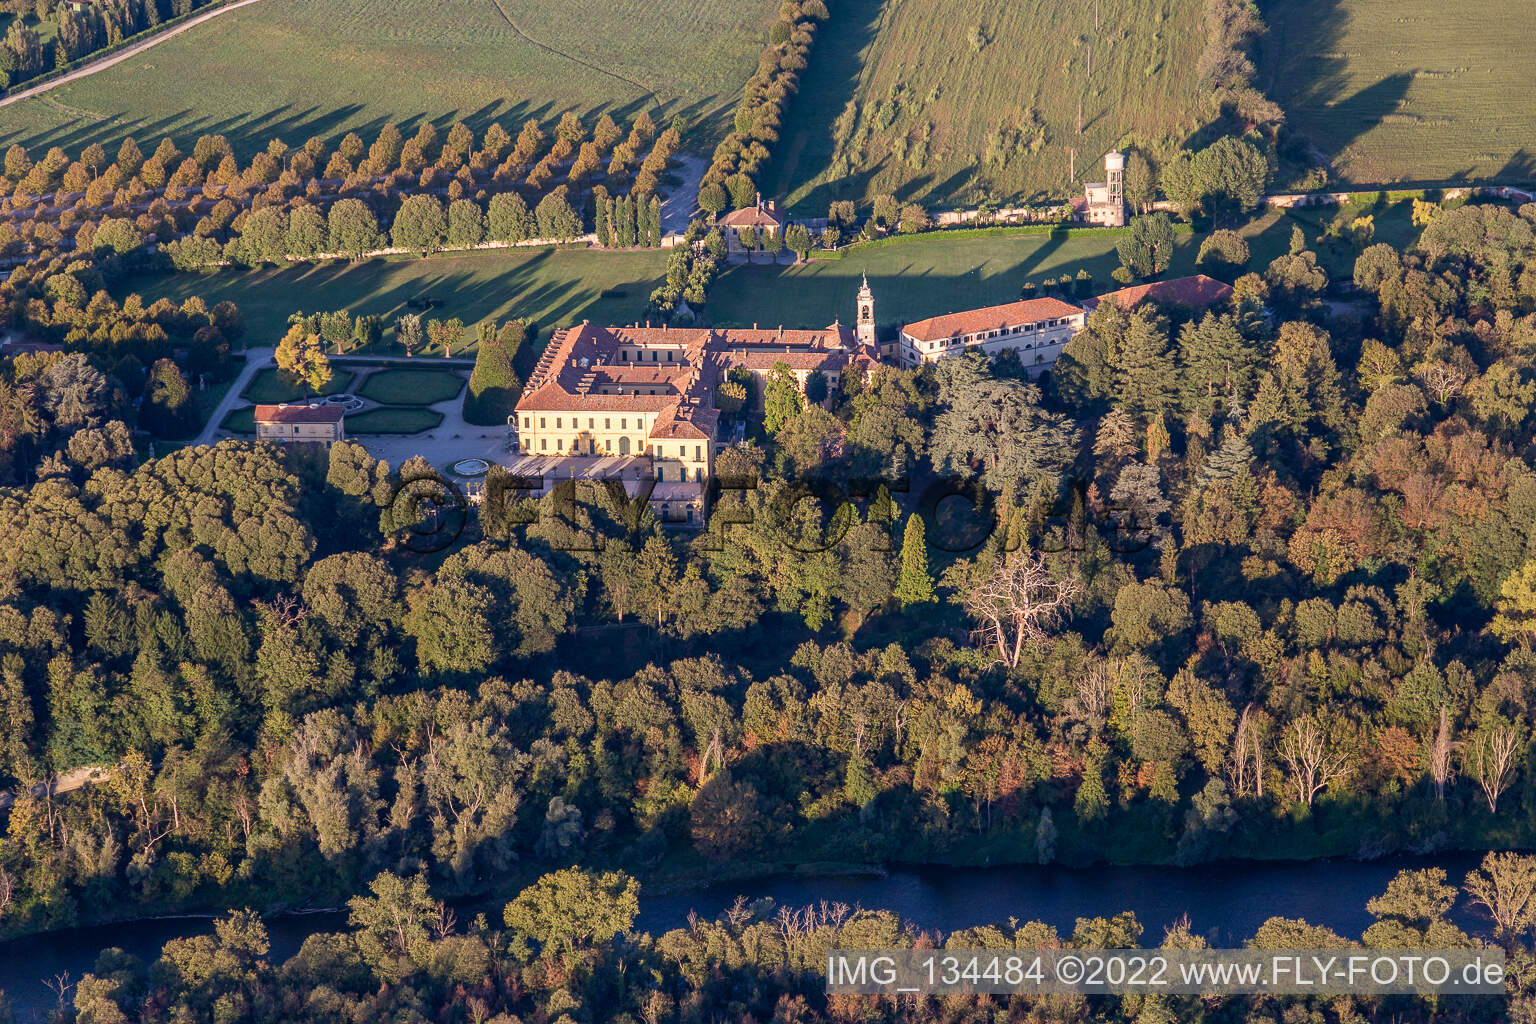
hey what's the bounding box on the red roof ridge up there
[902,297,1084,343]
[254,403,345,424]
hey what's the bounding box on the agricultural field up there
[767,0,1210,214]
[1262,0,1536,185]
[0,0,777,160]
[113,246,669,369]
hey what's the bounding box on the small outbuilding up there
[254,403,346,445]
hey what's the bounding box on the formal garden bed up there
[344,407,444,434]
[356,368,465,406]
[241,368,355,404]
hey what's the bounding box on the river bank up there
[0,853,1498,1023]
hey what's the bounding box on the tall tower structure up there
[856,273,877,349]
[1104,151,1126,227]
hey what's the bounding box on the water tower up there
[1103,151,1126,227]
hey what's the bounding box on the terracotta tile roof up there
[719,203,785,229]
[1086,274,1234,313]
[902,297,1085,343]
[518,382,676,412]
[254,403,345,424]
[515,321,880,436]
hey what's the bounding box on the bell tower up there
[856,273,877,349]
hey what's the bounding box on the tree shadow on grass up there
[763,0,885,208]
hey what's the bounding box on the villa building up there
[511,307,879,525]
[896,297,1086,373]
[719,197,786,253]
[254,403,346,445]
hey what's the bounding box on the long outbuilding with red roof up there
[897,296,1086,372]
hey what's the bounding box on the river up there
[0,854,1491,1022]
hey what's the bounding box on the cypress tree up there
[465,321,522,425]
[647,195,662,246]
[893,514,934,607]
[593,185,611,247]
[616,195,633,247]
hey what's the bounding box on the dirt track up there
[0,763,114,811]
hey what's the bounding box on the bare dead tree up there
[254,593,306,628]
[1464,725,1522,814]
[1428,706,1457,801]
[44,973,73,1016]
[1414,361,1469,407]
[1226,704,1265,798]
[0,864,14,918]
[962,551,1081,670]
[725,895,752,931]
[1278,716,1352,806]
[1068,657,1113,735]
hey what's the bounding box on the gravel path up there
[193,346,273,447]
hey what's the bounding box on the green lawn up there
[1263,0,1536,186]
[114,247,668,371]
[356,368,465,406]
[241,368,356,404]
[221,407,255,434]
[222,403,441,435]
[768,0,1208,212]
[707,228,1205,332]
[346,407,445,434]
[0,0,777,160]
[1238,195,1429,279]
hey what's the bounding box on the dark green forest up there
[4,191,1536,1019]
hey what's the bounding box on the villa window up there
[522,416,530,428]
[540,438,548,451]
[555,417,562,429]
[695,445,702,460]
[605,418,611,429]
[539,417,546,429]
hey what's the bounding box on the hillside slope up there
[768,0,1209,213]
[1261,0,1536,186]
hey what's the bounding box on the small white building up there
[254,403,346,445]
[1083,151,1127,227]
[897,297,1086,373]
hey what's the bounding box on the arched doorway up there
[619,436,631,455]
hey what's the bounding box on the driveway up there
[192,346,272,447]
[661,154,707,235]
